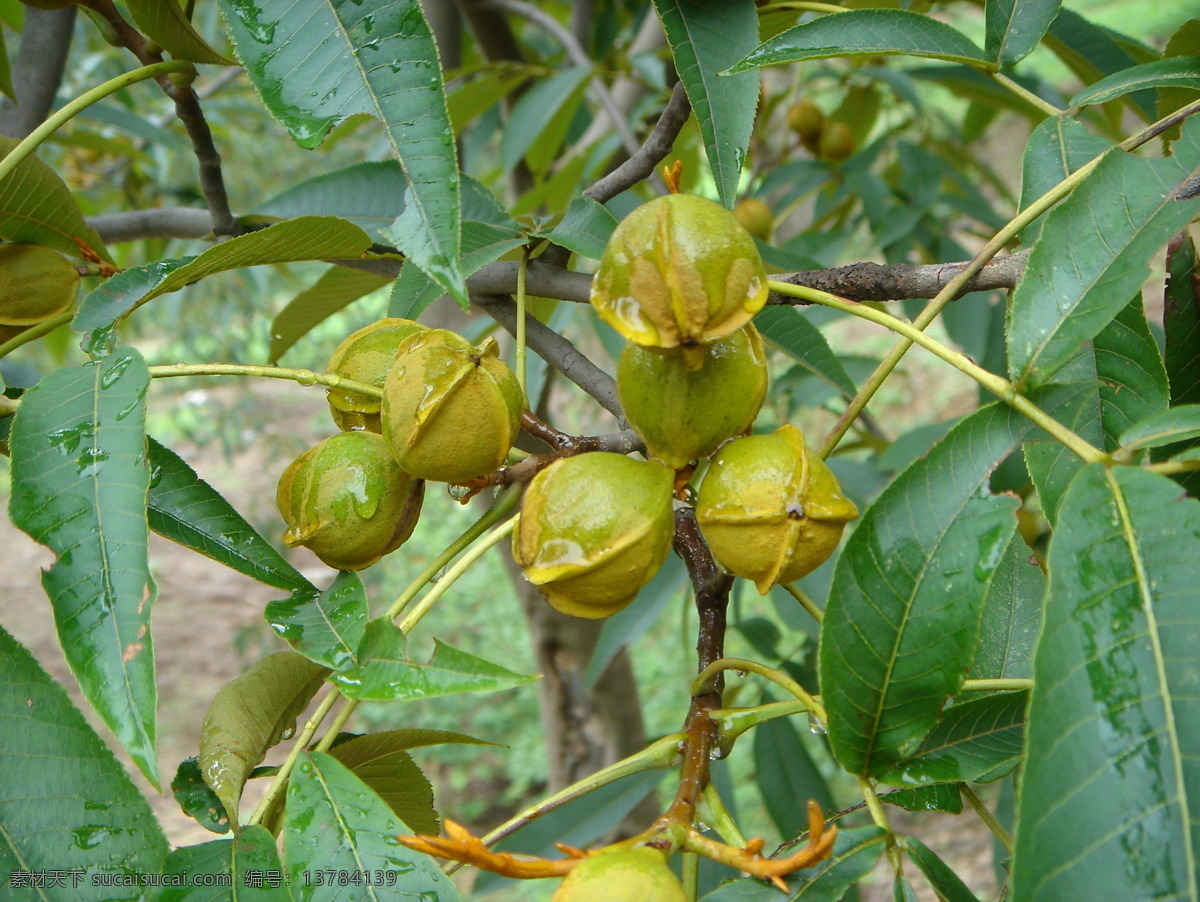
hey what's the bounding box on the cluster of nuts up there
[278,190,857,615]
[787,99,855,163]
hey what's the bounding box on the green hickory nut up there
[381,329,523,484]
[696,424,858,594]
[589,193,768,365]
[0,243,80,326]
[326,317,427,433]
[552,848,687,902]
[276,431,424,571]
[618,323,768,470]
[513,453,675,619]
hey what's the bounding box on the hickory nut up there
[697,424,857,593]
[552,849,686,902]
[513,453,675,619]
[0,243,80,325]
[326,318,427,433]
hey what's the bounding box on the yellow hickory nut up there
[276,431,424,572]
[733,197,773,241]
[552,848,686,902]
[589,193,768,364]
[326,317,428,433]
[696,424,858,594]
[381,329,523,484]
[0,243,81,325]
[513,453,675,619]
[787,99,825,153]
[618,323,768,471]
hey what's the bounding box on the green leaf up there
[199,651,329,826]
[1013,465,1200,901]
[446,62,535,134]
[333,619,536,701]
[126,0,234,65]
[653,0,759,208]
[1007,117,1200,387]
[254,161,406,236]
[1024,296,1169,524]
[7,348,160,785]
[142,216,374,304]
[1044,8,1158,120]
[905,837,981,902]
[147,437,315,593]
[0,624,169,896]
[1018,115,1111,243]
[819,391,1067,776]
[753,708,835,839]
[219,0,464,302]
[73,258,192,347]
[171,757,232,835]
[729,10,989,72]
[151,826,291,902]
[539,196,618,260]
[882,784,963,814]
[1120,404,1200,451]
[1162,235,1200,489]
[985,0,1062,67]
[266,571,367,671]
[268,266,392,363]
[1070,55,1200,109]
[0,136,112,261]
[972,538,1043,682]
[894,876,920,902]
[0,27,12,100]
[878,691,1027,786]
[326,729,494,836]
[499,65,592,175]
[283,751,463,901]
[755,306,857,399]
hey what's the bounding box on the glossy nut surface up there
[697,424,858,593]
[0,243,80,325]
[618,324,768,470]
[326,318,426,433]
[552,849,686,902]
[381,329,523,483]
[513,453,675,619]
[276,432,424,571]
[589,194,768,352]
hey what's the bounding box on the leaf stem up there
[0,61,193,184]
[1144,459,1200,475]
[698,783,748,847]
[856,775,903,874]
[146,363,381,399]
[692,657,826,724]
[960,678,1032,692]
[988,72,1063,118]
[0,311,74,359]
[958,782,1014,854]
[758,1,848,13]
[709,699,809,748]
[771,280,1107,464]
[782,582,824,623]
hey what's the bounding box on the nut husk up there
[589,194,768,354]
[326,317,427,432]
[381,329,523,483]
[276,431,424,571]
[618,323,768,470]
[697,424,857,593]
[0,243,80,325]
[552,848,686,902]
[513,453,675,619]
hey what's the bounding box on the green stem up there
[692,657,826,724]
[772,280,1107,465]
[759,1,848,13]
[0,311,74,359]
[1145,459,1200,475]
[0,61,192,184]
[147,363,381,399]
[959,783,1014,854]
[516,247,529,402]
[698,782,748,847]
[961,678,1032,692]
[816,96,1200,460]
[857,775,903,875]
[681,852,700,901]
[988,72,1063,118]
[782,582,823,624]
[709,699,809,748]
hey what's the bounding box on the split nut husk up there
[276,431,424,571]
[513,453,675,619]
[618,324,768,470]
[589,194,768,355]
[382,329,523,483]
[697,424,857,593]
[552,848,686,902]
[326,317,427,433]
[0,243,80,325]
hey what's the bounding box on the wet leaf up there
[266,571,368,671]
[150,826,290,901]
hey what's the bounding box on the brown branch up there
[88,207,216,243]
[583,82,692,205]
[0,7,76,140]
[78,0,241,237]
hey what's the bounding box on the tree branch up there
[583,81,691,204]
[88,207,215,243]
[0,7,76,140]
